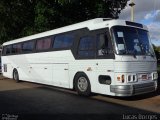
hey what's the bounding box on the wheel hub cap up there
[77,77,88,92]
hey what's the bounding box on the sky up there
[119,0,160,46]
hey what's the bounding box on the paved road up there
[0,76,159,120]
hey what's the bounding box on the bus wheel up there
[13,69,19,83]
[75,73,91,96]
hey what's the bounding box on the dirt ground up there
[0,74,160,114]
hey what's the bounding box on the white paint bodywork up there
[1,18,157,96]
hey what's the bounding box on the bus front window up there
[112,26,155,56]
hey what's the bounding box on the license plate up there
[141,75,148,80]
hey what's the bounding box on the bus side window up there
[96,32,115,59]
[97,34,109,56]
[78,36,95,57]
[2,47,6,55]
[53,33,74,49]
[5,45,12,55]
[36,37,51,51]
[22,41,34,53]
[12,43,22,54]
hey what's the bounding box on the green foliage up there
[155,46,160,52]
[0,0,34,43]
[0,0,128,44]
[153,44,160,60]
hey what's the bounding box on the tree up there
[153,44,160,60]
[0,0,34,44]
[0,0,128,44]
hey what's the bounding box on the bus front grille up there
[133,82,156,95]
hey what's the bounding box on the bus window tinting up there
[36,38,51,50]
[97,34,109,56]
[2,47,6,55]
[12,44,21,54]
[22,41,34,52]
[53,34,74,49]
[78,36,95,57]
[5,46,12,55]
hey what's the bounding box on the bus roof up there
[3,18,148,46]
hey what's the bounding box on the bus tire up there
[74,73,91,96]
[13,69,19,83]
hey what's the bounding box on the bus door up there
[93,28,115,92]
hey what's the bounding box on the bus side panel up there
[17,51,73,88]
[2,56,14,79]
[69,59,115,96]
[94,59,115,96]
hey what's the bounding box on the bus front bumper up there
[110,81,157,96]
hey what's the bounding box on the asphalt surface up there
[0,75,159,120]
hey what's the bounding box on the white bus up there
[1,18,158,96]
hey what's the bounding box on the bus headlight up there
[127,74,138,83]
[117,74,125,83]
[153,72,158,80]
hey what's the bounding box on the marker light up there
[153,73,158,80]
[117,75,125,83]
[128,75,131,82]
[121,75,125,83]
[127,74,138,83]
[117,76,121,81]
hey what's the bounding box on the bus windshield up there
[112,26,155,56]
